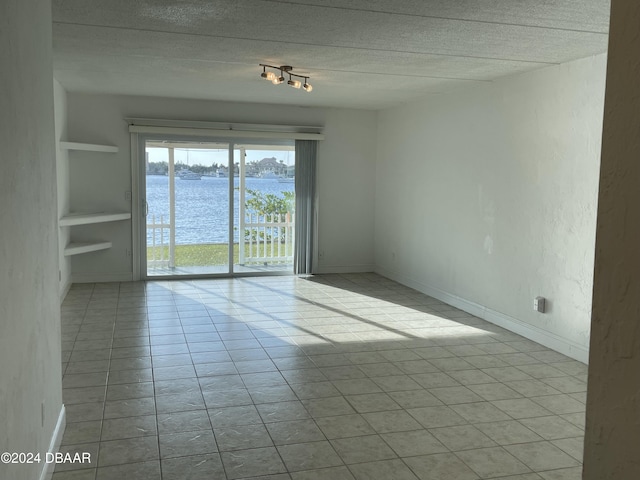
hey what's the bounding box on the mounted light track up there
[259,64,313,92]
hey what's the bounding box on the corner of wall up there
[54,79,72,297]
[1,4,64,477]
[315,109,377,273]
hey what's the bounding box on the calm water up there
[145,175,294,244]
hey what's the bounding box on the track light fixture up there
[259,64,313,92]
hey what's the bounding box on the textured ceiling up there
[52,0,611,110]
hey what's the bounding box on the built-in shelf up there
[59,212,131,227]
[64,241,112,256]
[58,140,121,263]
[60,141,119,153]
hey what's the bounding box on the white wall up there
[54,79,72,298]
[64,93,377,280]
[375,54,606,361]
[0,1,64,479]
[316,109,377,273]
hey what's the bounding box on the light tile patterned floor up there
[54,273,586,480]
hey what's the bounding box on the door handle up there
[144,199,149,217]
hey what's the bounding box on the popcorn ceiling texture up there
[51,0,610,109]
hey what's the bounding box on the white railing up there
[147,214,172,267]
[147,212,295,269]
[240,212,294,265]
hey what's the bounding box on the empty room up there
[2,1,639,480]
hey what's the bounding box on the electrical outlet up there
[126,249,132,257]
[534,296,546,313]
[125,191,132,202]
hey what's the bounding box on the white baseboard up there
[72,272,134,283]
[314,264,375,274]
[39,404,65,480]
[59,279,71,302]
[376,267,589,364]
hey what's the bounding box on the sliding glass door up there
[141,136,295,278]
[234,144,296,274]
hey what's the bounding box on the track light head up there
[288,79,302,89]
[303,82,313,92]
[260,65,272,81]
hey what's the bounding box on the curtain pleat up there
[294,140,317,274]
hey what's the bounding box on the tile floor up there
[54,273,587,480]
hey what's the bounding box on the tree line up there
[146,161,225,175]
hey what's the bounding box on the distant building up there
[255,157,286,176]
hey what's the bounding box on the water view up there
[145,175,295,245]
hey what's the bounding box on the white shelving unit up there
[60,141,127,256]
[60,212,131,227]
[64,241,112,257]
[60,142,119,153]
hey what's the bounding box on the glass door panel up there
[234,144,296,274]
[144,140,231,276]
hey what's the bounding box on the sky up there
[146,147,295,167]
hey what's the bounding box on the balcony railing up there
[146,212,294,268]
[241,212,294,265]
[147,214,171,267]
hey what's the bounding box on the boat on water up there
[278,177,295,183]
[181,172,202,180]
[176,169,202,180]
[182,173,201,180]
[258,171,280,179]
